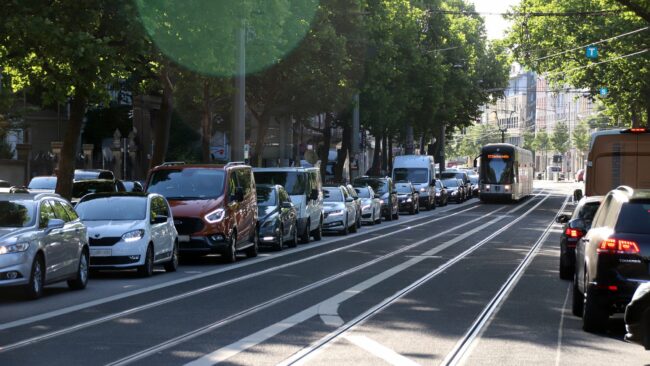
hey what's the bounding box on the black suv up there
[573,186,650,332]
[353,176,398,221]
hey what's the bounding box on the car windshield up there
[444,179,458,187]
[75,196,147,221]
[482,154,513,184]
[72,180,115,198]
[254,172,306,195]
[615,201,650,235]
[355,188,372,198]
[147,169,225,200]
[354,178,386,194]
[469,176,478,184]
[393,168,428,183]
[256,187,277,207]
[396,185,412,194]
[576,202,601,223]
[0,200,36,227]
[323,188,343,202]
[28,177,57,190]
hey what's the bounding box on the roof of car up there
[151,162,251,170]
[0,192,62,200]
[579,195,604,204]
[253,167,318,172]
[77,192,150,201]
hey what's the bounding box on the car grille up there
[89,237,121,246]
[174,217,205,235]
[90,256,140,266]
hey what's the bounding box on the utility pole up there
[231,24,246,162]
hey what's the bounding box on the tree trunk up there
[201,79,212,163]
[369,132,381,176]
[318,114,332,182]
[388,135,393,174]
[150,66,173,169]
[251,113,270,167]
[55,93,86,200]
[381,133,388,175]
[334,121,351,183]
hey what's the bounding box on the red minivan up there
[146,162,258,263]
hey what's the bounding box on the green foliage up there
[551,122,570,154]
[506,0,649,126]
[534,130,550,152]
[452,123,505,159]
[572,121,591,152]
[523,129,536,152]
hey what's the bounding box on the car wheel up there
[583,285,609,332]
[341,215,349,235]
[350,215,358,233]
[559,255,573,280]
[393,209,399,220]
[245,230,259,258]
[385,210,392,221]
[356,211,361,228]
[137,245,154,277]
[300,220,311,244]
[642,309,650,350]
[288,225,298,248]
[67,249,89,290]
[571,274,584,317]
[410,204,415,215]
[164,241,179,272]
[370,212,375,225]
[274,226,284,251]
[24,255,45,300]
[312,218,323,241]
[223,233,237,263]
[374,210,381,224]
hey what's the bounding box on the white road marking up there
[185,194,548,366]
[0,203,478,334]
[279,193,551,366]
[442,195,569,366]
[345,335,421,366]
[106,208,504,366]
[555,283,572,366]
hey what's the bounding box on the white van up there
[392,155,437,210]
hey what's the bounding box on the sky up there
[469,0,522,40]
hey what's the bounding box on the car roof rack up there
[615,185,634,195]
[225,162,247,168]
[160,161,186,166]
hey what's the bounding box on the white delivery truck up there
[392,155,437,210]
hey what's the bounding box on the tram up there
[478,143,533,202]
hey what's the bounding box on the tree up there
[506,0,649,127]
[455,123,504,159]
[522,129,536,153]
[1,1,145,199]
[551,121,570,155]
[572,121,590,153]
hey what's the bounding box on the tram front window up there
[484,154,513,184]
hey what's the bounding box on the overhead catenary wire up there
[426,9,631,17]
[546,48,649,76]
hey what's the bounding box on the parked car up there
[624,281,650,349]
[354,185,381,225]
[322,186,357,235]
[253,167,323,244]
[555,196,603,279]
[392,155,436,210]
[353,176,398,221]
[396,182,419,214]
[0,180,10,188]
[468,174,479,196]
[0,193,89,299]
[71,179,126,205]
[573,186,650,332]
[345,184,362,229]
[443,178,463,203]
[441,170,472,198]
[434,180,448,206]
[575,169,585,182]
[146,162,258,263]
[73,169,115,181]
[256,185,298,251]
[27,176,57,192]
[122,180,144,192]
[75,192,178,276]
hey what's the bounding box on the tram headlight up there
[504,185,511,192]
[484,185,491,191]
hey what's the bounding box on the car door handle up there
[582,238,590,243]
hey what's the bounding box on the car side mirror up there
[281,201,293,209]
[152,215,168,225]
[573,189,583,202]
[46,218,65,231]
[309,189,319,201]
[345,197,354,203]
[235,187,245,202]
[555,214,571,224]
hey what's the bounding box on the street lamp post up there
[491,111,508,143]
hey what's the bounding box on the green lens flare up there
[136,0,319,77]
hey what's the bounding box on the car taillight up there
[597,238,640,254]
[624,128,649,133]
[565,228,583,238]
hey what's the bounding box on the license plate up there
[90,248,111,257]
[178,235,190,242]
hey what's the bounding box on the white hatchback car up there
[75,193,178,277]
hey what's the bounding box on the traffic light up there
[553,154,563,163]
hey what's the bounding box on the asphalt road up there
[0,181,647,365]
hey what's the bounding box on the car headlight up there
[406,198,412,202]
[122,229,145,243]
[328,210,344,217]
[361,205,371,211]
[0,242,30,255]
[379,199,385,204]
[205,208,225,223]
[451,191,457,196]
[419,187,426,192]
[485,184,491,190]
